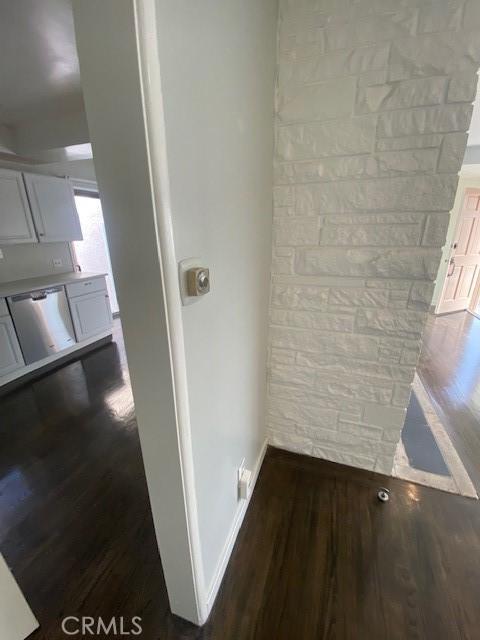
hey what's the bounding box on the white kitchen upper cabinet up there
[23,173,83,243]
[0,316,25,378]
[0,169,37,245]
[68,288,113,342]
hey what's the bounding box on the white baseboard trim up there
[205,438,268,616]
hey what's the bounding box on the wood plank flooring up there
[1,316,480,638]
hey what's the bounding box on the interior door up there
[437,189,480,315]
[23,173,83,243]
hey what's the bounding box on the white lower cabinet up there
[68,281,113,342]
[0,315,25,377]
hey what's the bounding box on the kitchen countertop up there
[0,272,107,298]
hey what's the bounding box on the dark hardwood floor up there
[0,322,169,638]
[1,315,480,639]
[418,311,480,493]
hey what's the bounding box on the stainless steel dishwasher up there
[8,286,76,364]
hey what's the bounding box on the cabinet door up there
[0,316,25,377]
[69,291,112,342]
[0,169,37,245]
[23,173,83,242]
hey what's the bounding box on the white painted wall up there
[74,0,276,623]
[155,0,277,594]
[0,159,95,283]
[267,0,480,474]
[0,242,73,284]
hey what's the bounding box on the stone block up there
[295,175,458,214]
[273,185,295,207]
[324,10,418,50]
[276,116,376,161]
[269,398,338,427]
[422,214,450,247]
[277,77,356,123]
[363,402,407,429]
[393,383,413,407]
[270,326,379,359]
[268,429,313,455]
[272,247,294,275]
[389,32,480,81]
[270,348,296,366]
[377,104,473,138]
[270,284,330,310]
[270,363,316,388]
[356,308,426,338]
[315,373,393,404]
[356,77,447,113]
[438,132,468,173]
[321,222,421,247]
[311,446,376,471]
[376,148,438,175]
[273,217,319,246]
[295,246,441,279]
[328,287,388,307]
[464,0,480,29]
[274,155,378,184]
[296,352,414,382]
[448,73,479,103]
[376,133,443,152]
[269,382,364,415]
[271,308,355,332]
[279,44,389,86]
[418,1,463,34]
[338,421,384,441]
[408,281,434,310]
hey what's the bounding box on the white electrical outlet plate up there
[238,468,252,501]
[52,258,63,268]
[0,249,3,259]
[237,458,246,500]
[238,458,245,483]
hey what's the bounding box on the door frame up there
[73,0,208,624]
[468,261,480,318]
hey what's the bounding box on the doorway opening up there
[0,1,176,637]
[70,187,120,315]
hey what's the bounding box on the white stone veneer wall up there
[267,0,480,474]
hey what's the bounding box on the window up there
[71,191,120,315]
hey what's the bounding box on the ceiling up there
[0,3,479,158]
[0,0,83,126]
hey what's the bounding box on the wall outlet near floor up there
[238,459,252,501]
[52,258,63,268]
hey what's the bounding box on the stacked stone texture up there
[267,0,480,473]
